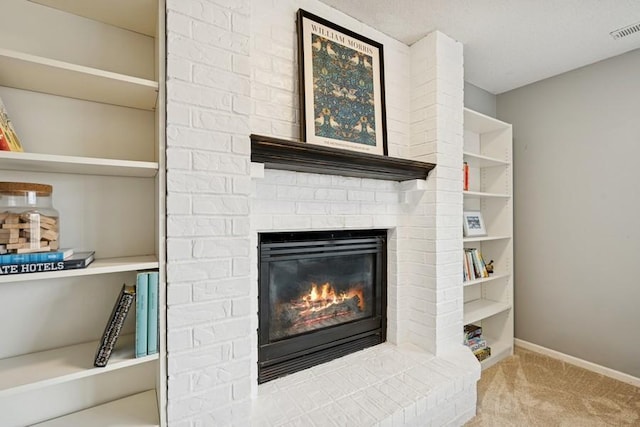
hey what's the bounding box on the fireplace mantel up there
[251,134,435,182]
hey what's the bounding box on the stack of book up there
[135,270,160,358]
[463,248,489,282]
[93,270,159,367]
[464,324,491,362]
[0,248,95,276]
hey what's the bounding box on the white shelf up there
[33,389,160,426]
[29,0,158,37]
[463,235,511,243]
[0,48,158,110]
[0,334,158,397]
[464,107,511,134]
[463,273,509,287]
[463,190,510,199]
[0,151,158,177]
[0,255,158,284]
[463,299,511,325]
[463,151,509,168]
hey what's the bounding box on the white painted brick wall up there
[406,31,465,355]
[166,0,476,425]
[166,0,252,425]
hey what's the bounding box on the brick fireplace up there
[257,229,388,383]
[248,165,478,425]
[165,0,480,425]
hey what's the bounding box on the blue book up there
[135,272,149,358]
[147,271,159,355]
[0,248,73,265]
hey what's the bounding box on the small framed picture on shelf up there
[463,211,487,237]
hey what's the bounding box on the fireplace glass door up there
[258,229,386,383]
[268,253,374,341]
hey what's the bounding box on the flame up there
[300,282,364,312]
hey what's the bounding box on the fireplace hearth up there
[258,229,387,383]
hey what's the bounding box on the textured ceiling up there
[317,0,640,94]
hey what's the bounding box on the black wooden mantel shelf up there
[250,134,436,182]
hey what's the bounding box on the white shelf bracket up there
[250,162,265,179]
[400,179,427,204]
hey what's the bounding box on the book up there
[465,337,488,352]
[94,284,135,367]
[0,96,24,152]
[464,324,482,341]
[60,251,95,268]
[476,249,489,278]
[135,272,149,358]
[473,347,491,362]
[0,251,95,276]
[0,248,73,265]
[465,250,475,279]
[147,271,159,355]
[463,162,469,191]
[464,248,489,280]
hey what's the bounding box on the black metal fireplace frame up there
[258,229,387,383]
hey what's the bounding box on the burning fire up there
[301,282,364,312]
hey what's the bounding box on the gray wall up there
[497,49,640,378]
[464,82,496,117]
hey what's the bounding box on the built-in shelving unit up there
[0,1,165,425]
[462,107,514,369]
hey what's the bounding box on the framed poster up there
[297,9,388,156]
[463,211,487,237]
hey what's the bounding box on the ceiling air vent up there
[610,22,640,40]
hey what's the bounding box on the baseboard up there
[515,339,640,388]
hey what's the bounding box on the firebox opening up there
[258,229,387,383]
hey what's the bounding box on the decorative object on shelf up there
[94,284,135,367]
[463,161,469,191]
[463,210,487,237]
[297,9,388,156]
[0,96,23,152]
[0,182,59,253]
[485,260,494,274]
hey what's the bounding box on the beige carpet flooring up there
[465,347,640,426]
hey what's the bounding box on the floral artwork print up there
[311,34,376,146]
